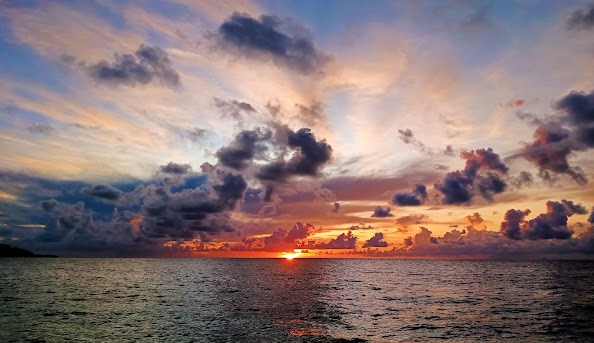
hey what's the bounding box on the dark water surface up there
[1,258,594,342]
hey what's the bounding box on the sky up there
[0,0,593,258]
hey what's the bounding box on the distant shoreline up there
[0,244,58,258]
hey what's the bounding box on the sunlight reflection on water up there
[1,258,593,342]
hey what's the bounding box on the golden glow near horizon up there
[280,249,303,260]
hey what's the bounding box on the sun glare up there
[280,249,303,259]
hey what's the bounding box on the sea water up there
[1,258,593,342]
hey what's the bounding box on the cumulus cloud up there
[217,128,271,170]
[371,206,393,218]
[517,90,594,184]
[212,12,330,75]
[566,3,594,30]
[500,201,580,240]
[561,199,588,215]
[362,232,388,248]
[13,166,249,255]
[413,227,438,246]
[86,44,180,87]
[392,184,428,206]
[315,231,357,249]
[262,222,314,251]
[257,127,332,181]
[434,148,508,204]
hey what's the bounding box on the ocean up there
[1,258,593,342]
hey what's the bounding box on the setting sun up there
[280,249,303,259]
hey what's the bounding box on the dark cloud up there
[371,206,393,218]
[315,231,357,249]
[566,3,594,30]
[86,44,180,87]
[7,166,247,255]
[216,128,271,170]
[26,123,55,135]
[501,201,577,240]
[392,184,428,206]
[257,127,332,181]
[362,232,388,248]
[160,162,192,174]
[561,199,588,215]
[213,97,256,119]
[517,90,594,184]
[589,208,594,224]
[330,202,341,213]
[213,12,330,75]
[521,122,587,184]
[434,148,508,204]
[81,184,122,201]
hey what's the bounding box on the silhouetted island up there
[0,244,57,257]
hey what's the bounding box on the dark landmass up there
[0,244,57,257]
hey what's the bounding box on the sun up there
[280,249,303,259]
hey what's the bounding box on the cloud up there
[362,232,388,248]
[395,214,429,226]
[160,162,192,174]
[521,122,587,184]
[465,212,484,226]
[566,3,594,30]
[392,184,428,206]
[262,222,314,251]
[213,12,330,74]
[86,44,180,87]
[434,148,508,204]
[398,129,430,153]
[511,171,533,188]
[216,128,271,170]
[330,202,341,213]
[257,127,332,181]
[26,123,55,135]
[10,166,249,255]
[371,206,393,218]
[81,184,122,201]
[295,101,324,128]
[187,128,209,142]
[213,97,256,119]
[517,90,594,184]
[561,199,588,215]
[413,227,438,246]
[500,201,579,240]
[315,231,357,249]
